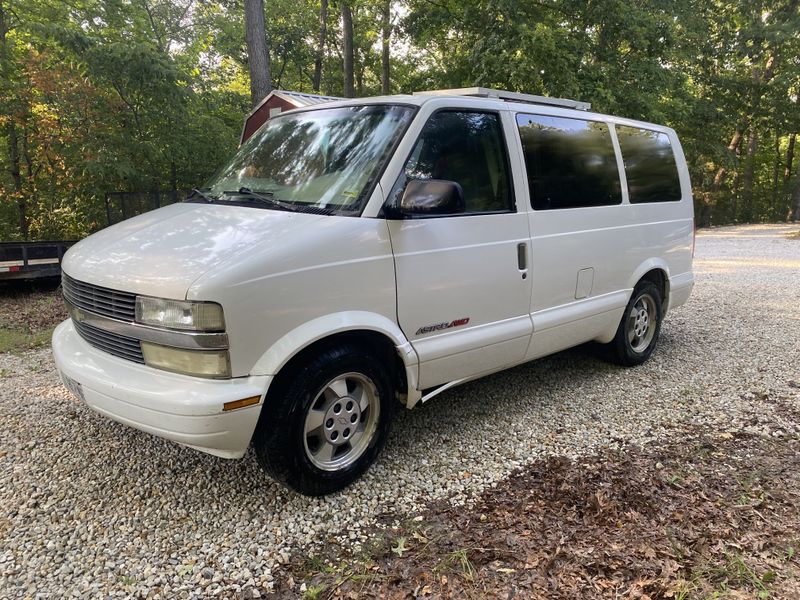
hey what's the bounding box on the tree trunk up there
[170,160,178,202]
[771,130,781,216]
[244,0,272,108]
[712,46,780,193]
[380,0,391,94]
[7,122,26,238]
[712,128,744,190]
[355,47,364,96]
[0,0,27,239]
[21,124,41,235]
[785,133,796,184]
[312,0,328,93]
[740,129,758,221]
[341,1,354,98]
[792,165,800,220]
[730,136,744,221]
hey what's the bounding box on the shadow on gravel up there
[289,430,800,599]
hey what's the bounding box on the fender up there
[627,258,670,292]
[250,311,422,407]
[626,257,672,314]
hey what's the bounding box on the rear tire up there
[607,281,662,366]
[252,343,395,496]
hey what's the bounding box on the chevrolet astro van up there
[53,88,694,495]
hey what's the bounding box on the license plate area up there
[61,373,85,402]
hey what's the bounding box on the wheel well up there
[265,330,408,409]
[640,268,669,311]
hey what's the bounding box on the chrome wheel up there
[303,372,380,471]
[627,293,657,353]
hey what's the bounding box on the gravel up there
[1,223,799,598]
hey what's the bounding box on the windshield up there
[204,104,415,215]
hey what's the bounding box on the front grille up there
[62,274,136,322]
[73,319,145,364]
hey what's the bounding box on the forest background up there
[1,0,799,240]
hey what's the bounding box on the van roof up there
[279,88,673,133]
[413,87,592,111]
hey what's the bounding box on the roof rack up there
[413,87,591,111]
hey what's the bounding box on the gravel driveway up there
[1,223,799,598]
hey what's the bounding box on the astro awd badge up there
[415,318,470,336]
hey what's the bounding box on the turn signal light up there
[223,396,261,411]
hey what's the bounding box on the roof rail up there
[413,87,591,111]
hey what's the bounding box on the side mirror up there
[400,179,465,216]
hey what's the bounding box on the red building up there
[240,90,341,144]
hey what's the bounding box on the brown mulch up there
[0,281,67,334]
[289,430,800,599]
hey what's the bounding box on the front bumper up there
[52,320,271,458]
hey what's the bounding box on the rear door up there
[387,110,533,388]
[514,112,629,358]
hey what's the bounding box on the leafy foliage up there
[0,0,799,239]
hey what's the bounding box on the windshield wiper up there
[222,187,299,212]
[186,188,217,203]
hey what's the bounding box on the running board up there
[420,377,470,404]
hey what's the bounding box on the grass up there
[302,584,326,599]
[434,549,476,582]
[693,552,776,598]
[0,282,65,354]
[673,539,787,599]
[0,326,55,353]
[733,471,768,508]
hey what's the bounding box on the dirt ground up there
[288,427,800,599]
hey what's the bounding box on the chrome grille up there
[72,319,145,364]
[62,274,136,322]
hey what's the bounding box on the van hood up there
[62,202,326,299]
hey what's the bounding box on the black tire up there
[252,342,395,496]
[607,281,663,367]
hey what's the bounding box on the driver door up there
[387,110,533,389]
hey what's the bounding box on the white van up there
[53,88,694,495]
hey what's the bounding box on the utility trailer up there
[0,241,75,281]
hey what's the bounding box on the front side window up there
[516,114,621,210]
[205,105,414,215]
[401,111,513,213]
[616,126,682,203]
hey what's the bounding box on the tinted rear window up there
[616,126,682,203]
[516,114,621,210]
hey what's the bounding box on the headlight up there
[141,342,231,378]
[135,297,225,332]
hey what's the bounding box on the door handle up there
[517,243,528,275]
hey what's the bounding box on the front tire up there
[607,281,662,366]
[253,343,395,496]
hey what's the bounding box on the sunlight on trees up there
[0,0,798,240]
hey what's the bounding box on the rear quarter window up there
[616,126,682,203]
[516,114,622,210]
